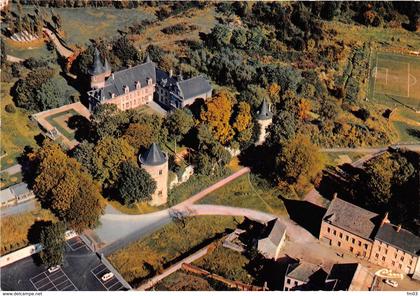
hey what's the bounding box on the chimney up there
[169,69,173,78]
[381,212,390,226]
[396,224,402,232]
[333,192,338,199]
[111,73,115,80]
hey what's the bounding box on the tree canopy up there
[40,221,66,267]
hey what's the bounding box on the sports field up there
[369,52,420,111]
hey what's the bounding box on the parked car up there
[384,279,398,288]
[65,230,77,240]
[48,266,60,273]
[101,272,114,282]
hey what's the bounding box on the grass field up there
[0,82,41,170]
[198,173,286,217]
[369,52,420,111]
[107,216,241,285]
[0,171,23,190]
[154,270,217,291]
[45,109,79,141]
[0,205,56,256]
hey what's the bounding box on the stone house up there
[320,196,420,279]
[257,218,287,260]
[155,69,212,109]
[283,261,327,291]
[0,182,35,208]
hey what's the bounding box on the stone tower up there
[88,47,111,89]
[139,143,168,206]
[256,99,273,145]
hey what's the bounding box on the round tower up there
[88,48,111,89]
[139,143,168,206]
[256,99,273,146]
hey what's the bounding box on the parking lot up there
[30,269,77,291]
[1,236,128,291]
[91,263,125,291]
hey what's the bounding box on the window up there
[327,227,330,233]
[287,279,291,284]
[159,170,163,175]
[401,256,404,261]
[358,241,362,246]
[382,256,385,261]
[394,254,398,259]
[392,261,396,266]
[410,260,413,266]
[385,249,388,255]
[339,233,343,238]
[338,241,341,247]
[346,235,349,241]
[333,230,336,235]
[294,281,298,286]
[364,244,368,250]
[378,246,381,252]
[352,238,355,244]
[375,253,379,258]
[399,264,402,269]
[158,190,163,197]
[350,247,354,252]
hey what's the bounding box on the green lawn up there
[392,121,420,143]
[107,216,242,286]
[0,82,41,170]
[154,270,218,291]
[45,109,79,141]
[0,171,23,190]
[198,173,286,217]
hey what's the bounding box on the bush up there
[5,104,16,113]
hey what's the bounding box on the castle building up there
[87,49,212,112]
[319,196,420,279]
[255,99,273,145]
[139,143,168,206]
[87,51,156,111]
[155,68,212,109]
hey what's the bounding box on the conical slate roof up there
[139,143,167,166]
[256,99,273,120]
[103,56,111,72]
[88,48,105,75]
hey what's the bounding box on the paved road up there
[43,28,73,58]
[0,164,22,175]
[0,199,36,217]
[6,55,25,63]
[321,144,420,153]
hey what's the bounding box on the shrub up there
[5,104,16,113]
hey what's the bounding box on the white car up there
[101,272,114,282]
[48,265,60,273]
[384,279,398,288]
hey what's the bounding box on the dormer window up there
[136,81,141,90]
[147,78,152,86]
[111,93,115,98]
[124,85,129,94]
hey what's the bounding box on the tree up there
[33,141,104,232]
[91,137,135,186]
[40,222,66,267]
[266,111,298,147]
[35,79,67,110]
[112,35,142,67]
[297,98,311,121]
[232,102,253,144]
[207,24,232,48]
[123,123,157,151]
[276,134,324,184]
[117,162,156,205]
[165,109,195,142]
[91,104,129,141]
[200,91,235,144]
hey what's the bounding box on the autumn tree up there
[117,162,157,205]
[297,98,311,121]
[276,134,324,184]
[33,141,104,232]
[123,123,157,151]
[200,90,235,144]
[232,101,254,145]
[267,83,281,104]
[90,104,129,141]
[40,222,66,267]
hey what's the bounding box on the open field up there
[369,52,420,111]
[0,82,41,170]
[107,216,241,285]
[154,270,217,291]
[0,205,56,256]
[107,199,161,215]
[198,173,286,217]
[0,172,23,190]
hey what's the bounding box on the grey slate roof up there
[177,76,212,100]
[287,262,322,282]
[10,182,31,196]
[261,218,287,245]
[0,188,15,203]
[256,99,273,120]
[375,223,420,256]
[323,197,380,240]
[88,48,106,75]
[326,263,359,291]
[98,61,156,100]
[139,143,167,166]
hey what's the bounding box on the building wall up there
[256,118,272,146]
[319,221,373,259]
[141,160,168,206]
[181,90,212,108]
[103,84,155,111]
[369,239,418,275]
[0,0,9,11]
[283,276,306,291]
[91,70,111,89]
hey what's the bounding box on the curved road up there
[42,28,73,58]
